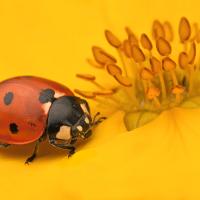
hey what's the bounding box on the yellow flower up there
[1,0,200,200]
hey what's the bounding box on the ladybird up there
[0,76,105,164]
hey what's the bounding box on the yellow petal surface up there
[0,0,200,200]
[1,108,200,199]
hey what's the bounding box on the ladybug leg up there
[25,140,41,164]
[0,143,10,148]
[49,137,77,157]
[25,133,47,164]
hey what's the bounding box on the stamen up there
[140,34,153,51]
[163,21,173,42]
[140,68,154,81]
[105,30,122,48]
[162,57,183,103]
[132,45,145,63]
[87,58,104,69]
[114,74,132,87]
[140,68,154,96]
[117,49,128,76]
[156,37,171,56]
[106,64,122,76]
[150,56,167,99]
[74,89,96,99]
[188,42,196,64]
[179,52,189,70]
[76,73,105,90]
[162,57,178,86]
[76,74,96,81]
[152,20,165,40]
[125,27,139,46]
[172,85,185,103]
[93,90,115,96]
[92,46,117,65]
[77,17,200,123]
[123,40,132,58]
[146,87,161,107]
[179,17,191,43]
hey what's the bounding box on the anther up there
[87,58,104,69]
[125,27,139,46]
[76,74,96,81]
[179,17,191,43]
[106,64,122,76]
[146,87,161,107]
[74,89,96,99]
[114,74,132,87]
[76,73,105,90]
[172,85,184,95]
[162,57,176,71]
[188,42,196,64]
[123,40,132,58]
[163,21,173,42]
[132,45,145,63]
[92,46,117,65]
[179,52,189,69]
[105,30,122,48]
[162,57,178,85]
[140,68,154,81]
[150,56,166,99]
[156,37,171,56]
[150,56,162,74]
[140,34,153,51]
[146,87,160,100]
[152,20,165,40]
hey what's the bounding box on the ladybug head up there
[70,98,106,139]
[47,96,105,141]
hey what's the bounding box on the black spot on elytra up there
[39,88,55,103]
[4,92,14,105]
[9,123,19,134]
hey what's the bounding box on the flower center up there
[75,17,200,130]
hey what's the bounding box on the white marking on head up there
[56,126,71,140]
[77,125,83,132]
[80,103,89,114]
[54,91,66,98]
[85,117,89,124]
[42,102,52,114]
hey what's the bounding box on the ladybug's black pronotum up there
[0,76,104,164]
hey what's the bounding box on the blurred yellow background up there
[0,0,200,199]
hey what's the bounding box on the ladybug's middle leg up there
[49,136,77,157]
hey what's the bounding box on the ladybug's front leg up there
[49,137,77,157]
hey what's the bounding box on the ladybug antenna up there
[92,112,106,126]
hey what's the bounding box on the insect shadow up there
[0,140,66,161]
[0,138,90,161]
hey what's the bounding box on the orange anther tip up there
[156,37,171,56]
[106,64,122,76]
[162,57,176,71]
[140,33,153,51]
[179,17,191,42]
[105,30,122,48]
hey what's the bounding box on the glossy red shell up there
[0,76,73,144]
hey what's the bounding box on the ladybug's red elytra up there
[0,76,105,164]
